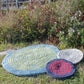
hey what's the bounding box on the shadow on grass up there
[16,72,47,78]
[17,65,80,80]
[80,53,84,64]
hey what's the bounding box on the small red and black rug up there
[46,59,75,78]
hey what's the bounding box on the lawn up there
[0,0,84,83]
[0,42,84,84]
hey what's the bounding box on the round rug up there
[46,59,75,78]
[57,49,83,64]
[2,44,59,76]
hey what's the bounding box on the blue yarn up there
[2,44,59,76]
[46,59,75,78]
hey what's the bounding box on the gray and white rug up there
[57,49,83,64]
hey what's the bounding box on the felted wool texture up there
[2,44,59,76]
[46,59,75,79]
[57,49,83,64]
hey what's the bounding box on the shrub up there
[0,0,84,47]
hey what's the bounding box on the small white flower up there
[71,16,74,21]
[70,27,75,32]
[70,27,73,30]
[62,32,64,34]
[75,17,77,19]
[72,30,75,32]
[68,32,70,35]
[72,16,74,19]
[60,31,62,33]
[66,38,68,40]
[54,22,56,23]
[78,10,81,14]
[75,13,77,16]
[78,32,80,35]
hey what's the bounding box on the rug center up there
[8,47,57,70]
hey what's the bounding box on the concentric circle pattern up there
[49,60,72,75]
[8,47,58,70]
[2,44,59,76]
[57,49,83,64]
[46,59,75,78]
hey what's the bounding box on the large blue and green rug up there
[2,44,59,76]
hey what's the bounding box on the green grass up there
[0,42,84,84]
[0,41,39,51]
